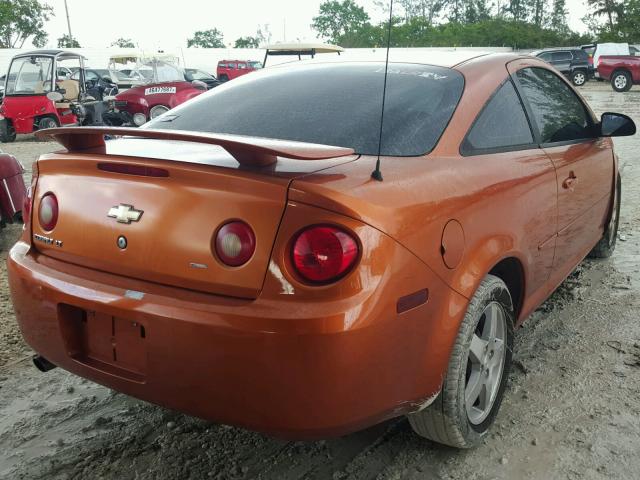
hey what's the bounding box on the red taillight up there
[38,193,58,231]
[292,225,359,284]
[215,221,255,266]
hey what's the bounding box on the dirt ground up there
[0,82,639,480]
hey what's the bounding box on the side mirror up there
[46,91,64,102]
[600,112,636,137]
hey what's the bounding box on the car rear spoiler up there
[35,127,355,167]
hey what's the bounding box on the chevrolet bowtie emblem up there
[107,204,143,224]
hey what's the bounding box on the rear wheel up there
[572,69,587,86]
[38,116,59,130]
[219,74,229,82]
[0,119,16,143]
[589,174,621,258]
[611,70,632,92]
[149,105,169,119]
[408,275,514,448]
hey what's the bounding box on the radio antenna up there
[371,0,394,182]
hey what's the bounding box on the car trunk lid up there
[31,129,357,298]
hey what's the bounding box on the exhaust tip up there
[33,355,57,372]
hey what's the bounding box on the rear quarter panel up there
[289,55,560,324]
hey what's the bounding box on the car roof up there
[13,49,87,60]
[268,50,509,69]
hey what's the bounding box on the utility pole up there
[64,0,73,39]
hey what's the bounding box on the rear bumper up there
[8,240,466,438]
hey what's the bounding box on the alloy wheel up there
[615,75,627,90]
[465,301,507,425]
[574,72,585,85]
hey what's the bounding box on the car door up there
[513,66,614,279]
[460,78,557,294]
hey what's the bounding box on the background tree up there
[397,0,447,25]
[312,0,371,44]
[187,28,225,48]
[0,0,52,48]
[234,36,260,48]
[57,33,80,48]
[549,0,569,35]
[111,37,135,48]
[616,0,640,41]
[586,0,622,33]
[508,0,529,22]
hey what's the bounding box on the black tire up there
[38,116,59,130]
[408,274,514,448]
[611,70,632,92]
[0,119,16,143]
[219,74,229,82]
[589,174,621,258]
[572,69,587,86]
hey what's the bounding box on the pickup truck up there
[598,55,640,92]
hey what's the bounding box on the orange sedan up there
[8,53,635,447]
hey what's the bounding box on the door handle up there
[562,171,577,190]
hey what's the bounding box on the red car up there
[216,60,262,82]
[597,55,640,92]
[106,57,206,126]
[0,151,26,226]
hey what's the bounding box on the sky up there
[35,0,590,50]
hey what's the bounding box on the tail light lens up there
[215,221,255,266]
[292,225,359,284]
[38,193,58,231]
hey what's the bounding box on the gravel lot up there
[0,82,639,480]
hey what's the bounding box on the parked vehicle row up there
[532,47,592,86]
[0,50,214,141]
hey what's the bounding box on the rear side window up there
[516,67,594,144]
[461,80,533,155]
[573,50,588,60]
[147,63,465,156]
[551,52,572,62]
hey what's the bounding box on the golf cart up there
[107,54,148,90]
[103,54,206,127]
[0,50,109,142]
[262,43,344,67]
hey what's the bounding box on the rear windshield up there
[146,62,464,156]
